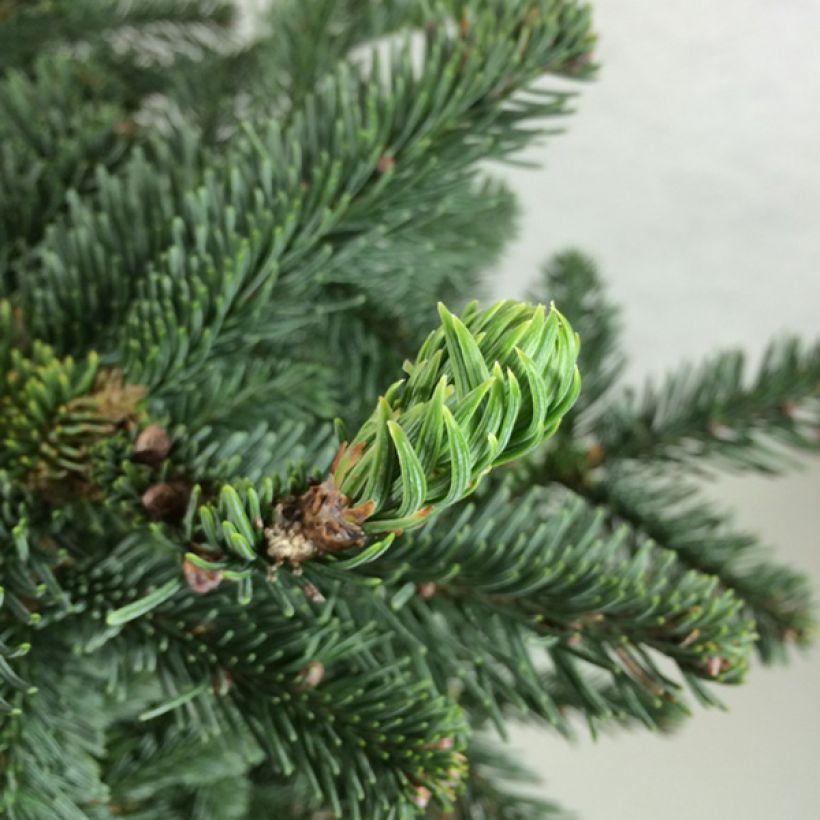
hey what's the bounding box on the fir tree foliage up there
[0,1,817,818]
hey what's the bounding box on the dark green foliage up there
[0,56,130,287]
[0,0,817,818]
[0,649,109,819]
[0,0,234,75]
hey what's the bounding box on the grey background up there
[487,1,820,817]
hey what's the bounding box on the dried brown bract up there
[264,476,374,573]
[183,558,223,595]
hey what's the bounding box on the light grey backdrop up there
[487,1,820,817]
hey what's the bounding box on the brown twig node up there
[264,474,375,573]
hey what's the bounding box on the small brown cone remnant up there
[566,51,595,75]
[414,786,432,810]
[586,442,605,468]
[265,476,375,572]
[141,481,190,523]
[417,582,438,600]
[376,154,395,174]
[297,661,325,690]
[183,558,223,595]
[131,424,172,467]
[113,119,137,137]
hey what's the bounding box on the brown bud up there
[297,661,325,689]
[376,154,395,174]
[680,628,701,648]
[132,425,172,467]
[92,369,146,426]
[183,558,223,595]
[417,582,438,600]
[586,442,605,468]
[212,669,233,696]
[422,737,454,751]
[141,481,190,523]
[113,119,138,137]
[414,786,432,809]
[566,51,595,74]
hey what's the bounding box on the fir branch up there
[0,0,235,75]
[104,721,262,815]
[0,55,133,290]
[325,312,409,429]
[323,176,518,346]
[0,648,109,819]
[595,337,820,473]
[355,480,756,725]
[20,125,207,354]
[579,465,816,663]
[26,0,592,381]
[261,0,425,113]
[0,341,123,487]
[12,0,593,426]
[61,536,470,818]
[155,357,338,431]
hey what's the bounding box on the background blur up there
[485,1,820,817]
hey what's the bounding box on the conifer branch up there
[357,481,755,716]
[1,1,816,817]
[0,649,108,818]
[0,56,133,290]
[578,465,816,663]
[261,0,424,114]
[595,337,820,473]
[0,0,235,74]
[19,0,594,371]
[58,536,470,818]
